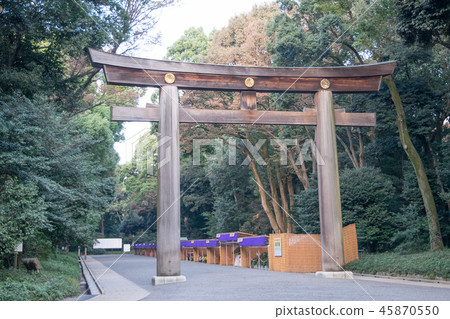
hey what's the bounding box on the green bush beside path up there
[345,249,450,280]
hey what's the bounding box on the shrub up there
[0,253,80,301]
[23,234,54,259]
[294,167,399,252]
[340,167,398,252]
[0,279,29,301]
[293,188,320,234]
[345,249,450,279]
[392,204,429,252]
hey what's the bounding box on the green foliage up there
[165,27,211,62]
[267,12,305,67]
[0,0,173,112]
[268,0,365,66]
[392,205,429,252]
[0,253,80,300]
[395,0,450,49]
[119,212,145,236]
[0,93,116,259]
[76,109,118,173]
[0,0,110,102]
[345,249,450,279]
[340,167,398,252]
[293,188,320,234]
[294,168,398,252]
[109,132,158,241]
[201,147,270,237]
[181,164,212,239]
[22,234,54,260]
[401,161,425,210]
[0,0,174,260]
[0,179,47,258]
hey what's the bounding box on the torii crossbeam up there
[89,49,395,283]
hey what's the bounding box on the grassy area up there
[0,253,80,301]
[345,249,450,280]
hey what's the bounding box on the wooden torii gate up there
[88,49,395,283]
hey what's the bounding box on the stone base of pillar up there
[315,271,353,279]
[152,275,187,286]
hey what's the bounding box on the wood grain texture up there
[315,90,345,271]
[157,85,181,277]
[110,106,376,127]
[89,48,396,78]
[103,65,383,93]
[240,91,257,110]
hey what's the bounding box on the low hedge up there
[345,249,450,280]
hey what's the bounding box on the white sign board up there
[93,238,122,249]
[14,243,23,253]
[274,238,282,257]
[123,244,131,253]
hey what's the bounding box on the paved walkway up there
[83,256,150,301]
[82,254,450,301]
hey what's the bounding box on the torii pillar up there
[152,85,186,285]
[315,90,346,277]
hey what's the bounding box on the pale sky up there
[114,0,273,164]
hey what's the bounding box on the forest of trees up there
[0,0,174,265]
[1,0,449,268]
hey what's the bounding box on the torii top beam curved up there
[88,48,395,93]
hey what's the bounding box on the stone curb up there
[79,257,104,295]
[353,273,450,285]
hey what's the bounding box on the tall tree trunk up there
[287,175,295,207]
[337,133,359,168]
[263,127,310,190]
[236,140,282,234]
[358,128,365,167]
[346,127,359,166]
[286,174,296,233]
[287,146,310,189]
[231,181,239,203]
[294,137,311,189]
[248,159,281,233]
[384,75,444,251]
[264,146,287,233]
[275,163,292,232]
